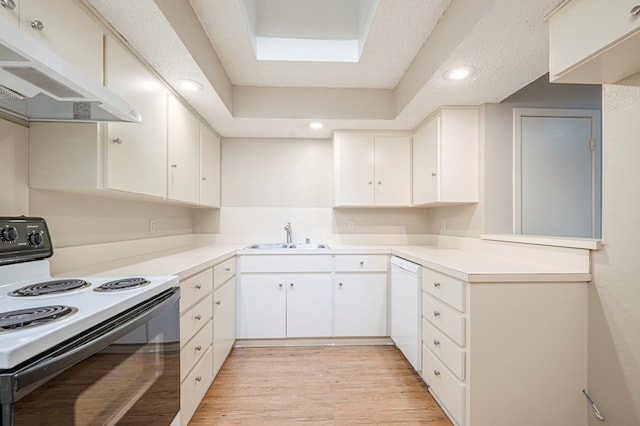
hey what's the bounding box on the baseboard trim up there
[234,337,394,348]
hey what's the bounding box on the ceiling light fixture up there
[309,121,324,130]
[175,79,203,91]
[445,66,474,81]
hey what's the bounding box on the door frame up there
[513,108,601,237]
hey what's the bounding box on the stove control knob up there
[28,232,44,247]
[1,226,18,242]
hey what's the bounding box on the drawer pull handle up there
[338,282,343,287]
[433,282,441,287]
[631,5,640,16]
[195,345,202,351]
[30,19,44,31]
[433,339,440,346]
[278,283,283,288]
[1,0,16,10]
[290,283,294,287]
[433,370,441,376]
[433,311,441,317]
[359,261,364,266]
[195,376,202,382]
[195,314,202,320]
[225,267,231,272]
[195,284,202,290]
[112,137,123,144]
[215,300,221,305]
[431,172,437,177]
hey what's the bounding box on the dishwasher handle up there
[390,256,421,274]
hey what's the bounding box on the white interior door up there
[515,108,601,238]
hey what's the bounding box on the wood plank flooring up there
[190,345,452,425]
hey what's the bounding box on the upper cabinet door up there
[334,133,375,206]
[413,116,440,205]
[549,0,640,83]
[167,93,200,204]
[0,0,19,27]
[104,35,168,198]
[374,136,412,206]
[20,0,103,83]
[199,124,221,208]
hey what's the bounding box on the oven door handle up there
[11,288,180,401]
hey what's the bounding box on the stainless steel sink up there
[245,243,330,249]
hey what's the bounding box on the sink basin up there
[287,243,330,249]
[246,243,289,249]
[245,243,330,249]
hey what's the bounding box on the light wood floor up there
[190,345,452,425]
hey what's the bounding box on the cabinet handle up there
[433,282,441,288]
[195,284,202,290]
[111,137,123,144]
[338,282,343,287]
[631,5,640,16]
[1,0,16,10]
[171,164,178,168]
[433,339,440,346]
[431,172,437,177]
[195,376,202,382]
[195,345,202,351]
[377,181,382,185]
[195,314,202,320]
[433,311,441,317]
[225,267,231,272]
[359,261,364,266]
[433,370,441,377]
[278,283,283,288]
[215,300,221,305]
[368,181,373,185]
[290,283,294,287]
[30,20,44,31]
[202,176,207,181]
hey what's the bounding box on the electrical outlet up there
[149,219,156,234]
[347,221,355,231]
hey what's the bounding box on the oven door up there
[0,288,180,426]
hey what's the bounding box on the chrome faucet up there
[284,222,292,244]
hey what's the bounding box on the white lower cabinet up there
[212,270,236,378]
[334,273,387,336]
[181,348,213,426]
[420,267,588,426]
[286,274,332,337]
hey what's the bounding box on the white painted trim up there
[234,337,393,348]
[482,233,602,250]
[513,107,601,238]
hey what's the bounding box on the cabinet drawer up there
[286,255,332,272]
[422,268,465,312]
[423,293,465,346]
[335,255,388,272]
[180,295,213,347]
[422,319,465,381]
[180,269,213,314]
[240,255,286,272]
[181,347,213,426]
[422,345,465,425]
[180,320,212,382]
[213,257,235,289]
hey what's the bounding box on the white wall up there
[0,119,29,216]
[193,137,431,242]
[589,83,640,425]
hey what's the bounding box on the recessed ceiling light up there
[175,79,203,91]
[309,121,324,130]
[445,66,474,81]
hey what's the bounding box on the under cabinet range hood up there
[0,23,141,123]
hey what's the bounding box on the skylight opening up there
[256,37,359,62]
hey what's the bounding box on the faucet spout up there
[284,222,292,244]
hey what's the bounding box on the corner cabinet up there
[412,107,479,207]
[549,0,640,84]
[333,132,412,207]
[420,267,588,426]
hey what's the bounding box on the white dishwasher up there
[390,256,422,372]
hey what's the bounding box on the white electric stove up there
[0,217,181,426]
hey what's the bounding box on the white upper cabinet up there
[334,132,412,207]
[549,0,640,83]
[199,124,221,208]
[167,93,200,204]
[104,35,168,199]
[412,107,479,207]
[20,0,103,83]
[0,0,19,27]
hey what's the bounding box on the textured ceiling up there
[84,0,562,138]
